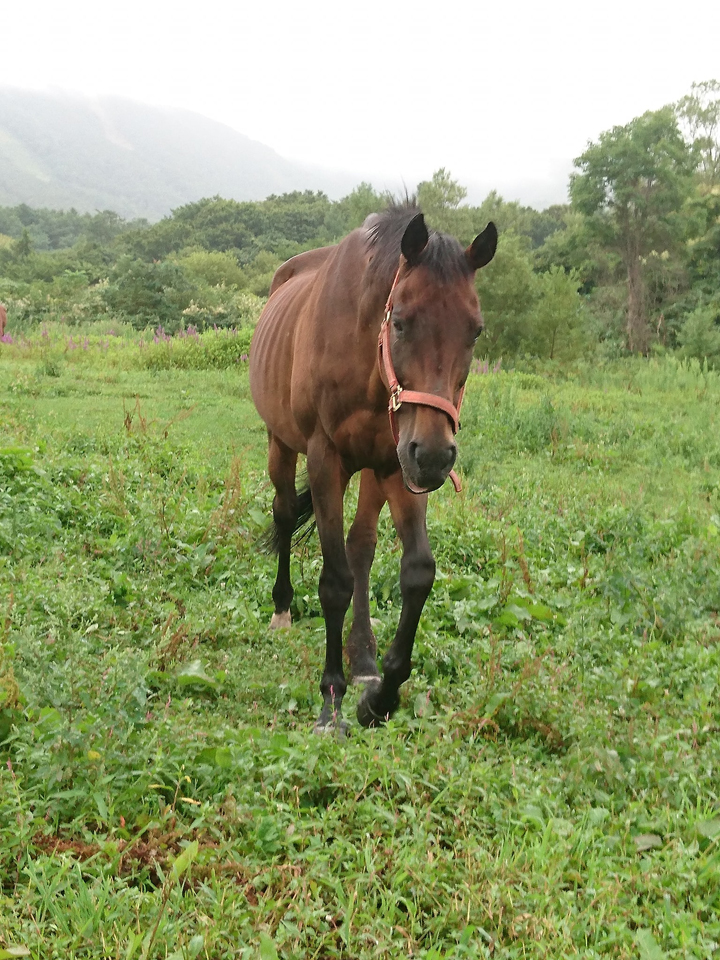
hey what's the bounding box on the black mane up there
[366,202,472,285]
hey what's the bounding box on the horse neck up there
[359,257,400,333]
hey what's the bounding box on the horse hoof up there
[269,611,291,630]
[313,718,349,739]
[356,695,387,729]
[357,682,400,728]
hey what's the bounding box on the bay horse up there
[249,205,497,732]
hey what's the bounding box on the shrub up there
[102,256,197,331]
[531,266,588,360]
[181,290,264,331]
[476,232,539,358]
[173,249,246,288]
[140,326,254,370]
[677,303,720,367]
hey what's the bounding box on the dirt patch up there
[30,830,303,898]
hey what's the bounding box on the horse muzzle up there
[397,437,457,495]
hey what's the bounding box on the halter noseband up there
[377,263,464,494]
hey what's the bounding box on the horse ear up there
[401,213,429,266]
[466,222,498,271]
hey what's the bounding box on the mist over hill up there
[0,89,361,220]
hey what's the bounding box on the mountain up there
[0,89,359,220]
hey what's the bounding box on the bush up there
[102,256,196,331]
[531,266,587,361]
[476,232,539,358]
[173,249,246,288]
[140,326,254,370]
[677,303,720,367]
[0,272,109,328]
[181,289,264,331]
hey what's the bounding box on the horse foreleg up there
[345,469,385,683]
[268,434,298,630]
[307,436,353,734]
[357,473,434,727]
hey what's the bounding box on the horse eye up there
[392,318,404,333]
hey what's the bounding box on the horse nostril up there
[435,443,457,472]
[408,440,419,464]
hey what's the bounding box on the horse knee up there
[346,525,376,554]
[272,491,297,531]
[401,552,435,599]
[319,565,354,612]
[346,525,377,570]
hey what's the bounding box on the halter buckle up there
[389,385,403,412]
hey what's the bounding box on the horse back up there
[250,228,376,454]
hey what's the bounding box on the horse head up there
[382,213,497,494]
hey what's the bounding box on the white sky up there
[2,0,719,205]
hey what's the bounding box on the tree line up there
[0,80,718,365]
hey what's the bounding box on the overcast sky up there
[2,0,719,206]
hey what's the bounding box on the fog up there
[2,0,719,206]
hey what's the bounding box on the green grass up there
[1,339,720,958]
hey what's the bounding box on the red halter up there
[377,263,464,494]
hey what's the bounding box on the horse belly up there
[249,280,309,453]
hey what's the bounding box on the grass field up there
[1,332,720,958]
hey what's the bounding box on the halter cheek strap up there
[377,264,464,494]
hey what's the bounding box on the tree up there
[172,249,245,288]
[15,229,33,260]
[417,169,471,236]
[570,108,694,353]
[476,232,539,358]
[532,266,586,360]
[676,80,720,187]
[472,191,566,249]
[686,187,720,296]
[102,257,197,331]
[333,183,387,233]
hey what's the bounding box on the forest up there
[0,81,718,366]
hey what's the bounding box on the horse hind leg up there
[266,434,300,630]
[306,435,353,736]
[345,469,385,683]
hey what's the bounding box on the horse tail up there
[290,486,316,547]
[260,484,316,554]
